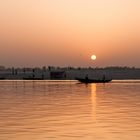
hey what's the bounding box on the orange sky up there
[0,0,140,67]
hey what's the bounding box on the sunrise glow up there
[0,0,140,67]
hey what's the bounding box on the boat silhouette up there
[76,77,112,83]
[23,77,44,80]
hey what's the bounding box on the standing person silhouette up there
[85,74,89,80]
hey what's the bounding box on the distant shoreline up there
[0,66,140,80]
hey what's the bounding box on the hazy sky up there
[0,0,140,67]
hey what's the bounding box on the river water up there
[0,80,140,140]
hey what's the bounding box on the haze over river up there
[0,80,140,140]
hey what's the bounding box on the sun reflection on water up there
[90,84,97,122]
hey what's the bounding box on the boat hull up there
[23,78,44,80]
[76,78,112,83]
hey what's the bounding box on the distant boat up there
[76,77,112,83]
[0,77,5,80]
[23,77,44,80]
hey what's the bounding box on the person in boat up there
[85,74,89,80]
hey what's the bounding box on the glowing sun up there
[91,55,97,60]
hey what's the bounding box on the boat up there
[23,77,44,80]
[76,77,112,83]
[0,77,5,80]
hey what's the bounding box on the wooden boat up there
[23,77,44,80]
[76,77,112,83]
[0,77,5,80]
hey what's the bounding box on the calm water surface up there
[0,80,140,140]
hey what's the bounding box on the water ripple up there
[0,80,140,140]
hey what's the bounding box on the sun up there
[91,55,97,60]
